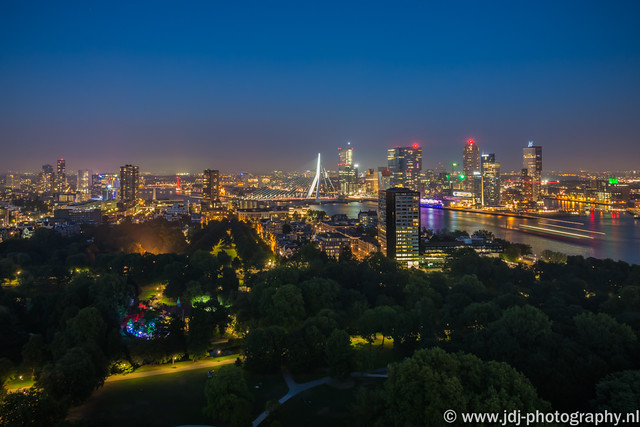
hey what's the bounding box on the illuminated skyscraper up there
[378,187,420,267]
[463,139,480,192]
[338,143,357,195]
[119,164,139,207]
[202,169,220,206]
[77,169,90,194]
[481,153,501,207]
[39,164,54,193]
[523,142,543,201]
[387,144,422,192]
[56,158,66,191]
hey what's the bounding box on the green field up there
[69,362,287,427]
[211,243,238,260]
[265,378,385,427]
[71,366,216,427]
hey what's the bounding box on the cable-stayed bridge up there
[244,153,338,201]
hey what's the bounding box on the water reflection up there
[309,201,640,265]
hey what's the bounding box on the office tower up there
[387,144,422,192]
[202,169,220,206]
[365,169,379,196]
[377,167,391,191]
[91,173,118,200]
[521,168,533,201]
[463,139,480,192]
[338,143,357,195]
[77,170,90,193]
[39,164,55,193]
[119,165,140,206]
[6,174,19,190]
[378,187,421,267]
[56,158,67,191]
[481,153,501,207]
[523,142,542,201]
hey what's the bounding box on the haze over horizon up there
[1,1,639,174]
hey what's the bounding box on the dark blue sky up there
[1,0,639,174]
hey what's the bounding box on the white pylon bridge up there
[243,153,337,200]
[306,153,335,200]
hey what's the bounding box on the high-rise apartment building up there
[40,164,54,193]
[463,139,480,192]
[338,144,357,195]
[119,164,139,207]
[56,158,67,191]
[364,169,379,196]
[378,187,420,267]
[77,170,90,194]
[481,154,501,207]
[523,142,542,201]
[387,144,422,192]
[202,169,220,207]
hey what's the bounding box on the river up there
[307,201,640,266]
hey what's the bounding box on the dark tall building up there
[523,142,543,201]
[378,187,420,267]
[387,144,422,192]
[56,158,66,191]
[463,139,480,192]
[481,154,501,207]
[119,164,139,206]
[202,169,220,207]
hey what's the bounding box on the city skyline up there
[2,2,640,173]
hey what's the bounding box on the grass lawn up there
[70,365,220,427]
[245,371,289,417]
[265,378,385,427]
[351,336,398,371]
[138,283,176,306]
[291,368,328,384]
[212,243,238,260]
[5,373,34,391]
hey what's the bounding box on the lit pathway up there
[105,357,236,383]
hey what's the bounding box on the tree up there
[0,358,15,397]
[267,284,306,327]
[382,348,549,426]
[203,365,253,427]
[0,388,67,427]
[541,250,567,264]
[244,326,287,372]
[37,347,100,404]
[325,329,353,379]
[21,334,46,377]
[593,370,640,413]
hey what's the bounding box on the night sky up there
[1,1,639,174]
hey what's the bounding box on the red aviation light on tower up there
[413,143,419,149]
[467,139,474,145]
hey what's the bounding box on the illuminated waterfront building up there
[365,169,379,196]
[119,164,140,207]
[387,144,422,192]
[378,187,420,267]
[481,153,501,207]
[523,142,542,201]
[338,143,358,195]
[463,139,480,192]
